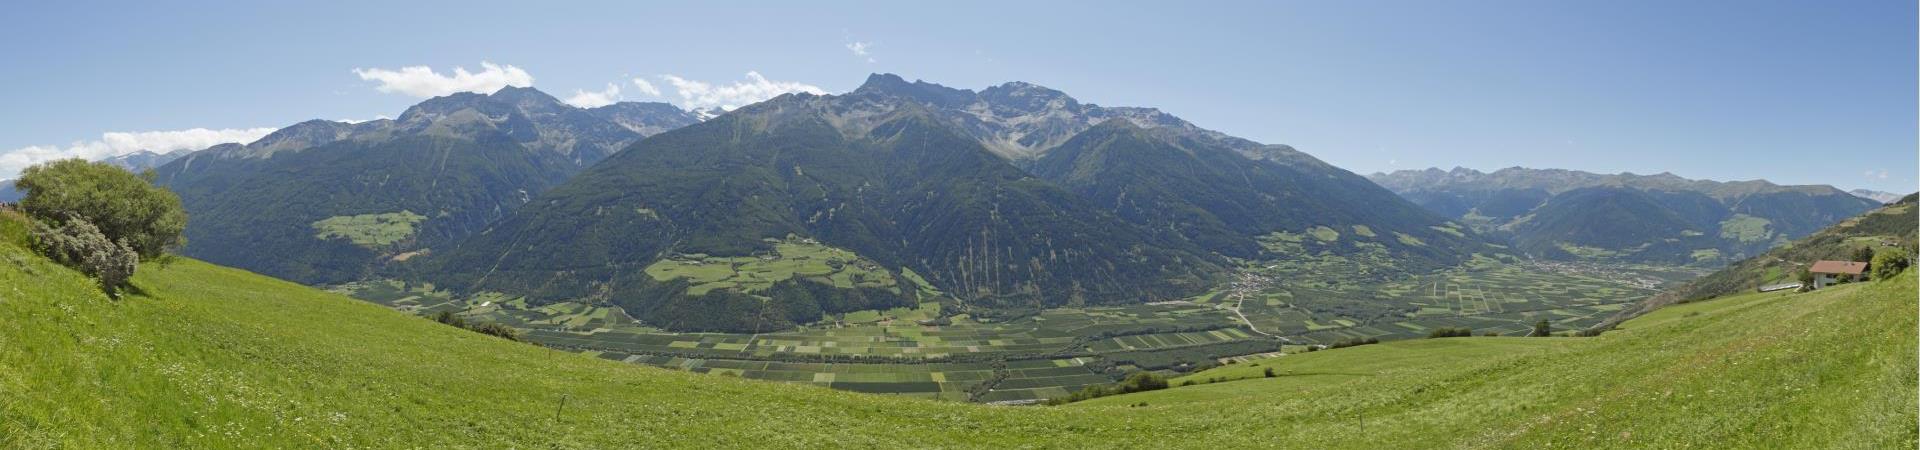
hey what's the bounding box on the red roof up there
[1809,260,1868,275]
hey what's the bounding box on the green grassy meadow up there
[0,219,1913,447]
[309,210,427,249]
[641,238,902,295]
[1075,275,1917,448]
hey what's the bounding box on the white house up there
[1808,260,1868,289]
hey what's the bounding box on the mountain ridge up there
[421,74,1498,332]
[151,87,702,284]
[1369,166,1880,264]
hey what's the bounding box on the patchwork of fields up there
[332,253,1702,403]
[1211,251,1704,344]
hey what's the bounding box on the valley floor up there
[2,231,1912,447]
[330,254,1705,402]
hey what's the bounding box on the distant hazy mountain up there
[1850,189,1906,204]
[2,149,196,203]
[102,149,195,173]
[586,102,702,136]
[423,74,1491,332]
[1369,167,1881,265]
[152,89,699,284]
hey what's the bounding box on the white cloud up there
[846,41,876,63]
[1865,169,1890,180]
[351,61,534,98]
[658,71,828,111]
[563,83,623,108]
[0,127,276,179]
[630,78,662,97]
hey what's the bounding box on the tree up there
[1263,367,1276,378]
[1531,320,1552,337]
[1851,246,1876,263]
[15,159,186,258]
[1872,247,1911,280]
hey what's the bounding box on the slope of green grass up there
[1,222,1913,447]
[1078,275,1916,448]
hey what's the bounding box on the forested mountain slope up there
[150,88,698,284]
[423,75,1494,331]
[423,97,1223,332]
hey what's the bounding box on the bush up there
[1120,371,1169,392]
[432,310,469,328]
[32,216,138,296]
[1531,320,1552,337]
[1326,337,1379,349]
[468,322,524,341]
[15,159,186,258]
[1263,367,1276,378]
[1047,371,1170,405]
[1427,327,1473,338]
[1872,247,1911,280]
[429,310,523,341]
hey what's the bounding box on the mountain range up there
[149,88,700,284]
[33,74,1879,335]
[103,149,196,173]
[1852,189,1907,204]
[1598,193,1916,329]
[1368,167,1882,264]
[417,74,1491,332]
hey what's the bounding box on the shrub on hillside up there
[468,322,524,341]
[15,159,186,258]
[1427,327,1473,338]
[1872,247,1911,280]
[1327,337,1379,349]
[429,310,524,341]
[1047,371,1171,405]
[1531,320,1552,337]
[432,310,469,328]
[32,216,139,296]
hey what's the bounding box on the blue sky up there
[2,0,1913,192]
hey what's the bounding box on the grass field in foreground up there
[1076,276,1916,448]
[1,225,1912,447]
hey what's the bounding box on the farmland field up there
[641,237,909,296]
[309,210,427,249]
[331,252,1704,402]
[1209,247,1706,344]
